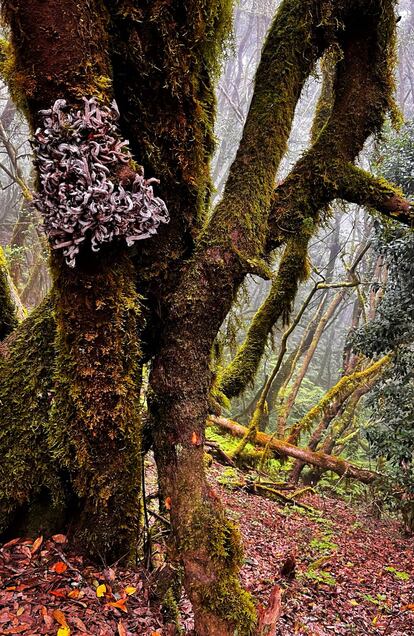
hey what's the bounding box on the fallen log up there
[208,415,378,484]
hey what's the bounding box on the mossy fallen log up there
[208,415,378,484]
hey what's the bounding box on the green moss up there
[205,0,323,264]
[0,246,18,341]
[1,0,112,121]
[162,587,183,633]
[0,297,61,534]
[200,576,256,635]
[187,502,257,635]
[287,355,390,444]
[48,251,143,557]
[106,0,235,277]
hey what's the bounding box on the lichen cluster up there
[33,97,169,266]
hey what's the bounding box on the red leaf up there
[51,561,68,574]
[50,588,68,598]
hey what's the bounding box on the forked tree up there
[0,1,412,634]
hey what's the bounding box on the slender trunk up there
[0,246,18,340]
[289,364,375,483]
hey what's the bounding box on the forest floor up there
[0,459,413,636]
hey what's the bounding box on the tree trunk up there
[0,0,144,556]
[0,246,18,340]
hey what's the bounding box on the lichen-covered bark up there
[0,246,18,340]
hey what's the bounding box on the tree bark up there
[0,246,18,340]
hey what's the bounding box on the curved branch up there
[218,234,311,398]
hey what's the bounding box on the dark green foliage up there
[353,123,414,495]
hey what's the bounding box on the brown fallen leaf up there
[118,620,127,636]
[52,609,68,627]
[3,623,31,634]
[31,536,43,554]
[107,598,128,613]
[52,534,67,544]
[71,617,87,632]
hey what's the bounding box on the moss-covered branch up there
[336,164,413,224]
[203,0,324,265]
[268,0,401,247]
[218,233,311,398]
[286,354,391,445]
[289,363,382,483]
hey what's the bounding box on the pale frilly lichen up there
[33,97,169,267]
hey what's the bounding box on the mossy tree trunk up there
[0,0,143,557]
[0,0,412,634]
[0,246,18,340]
